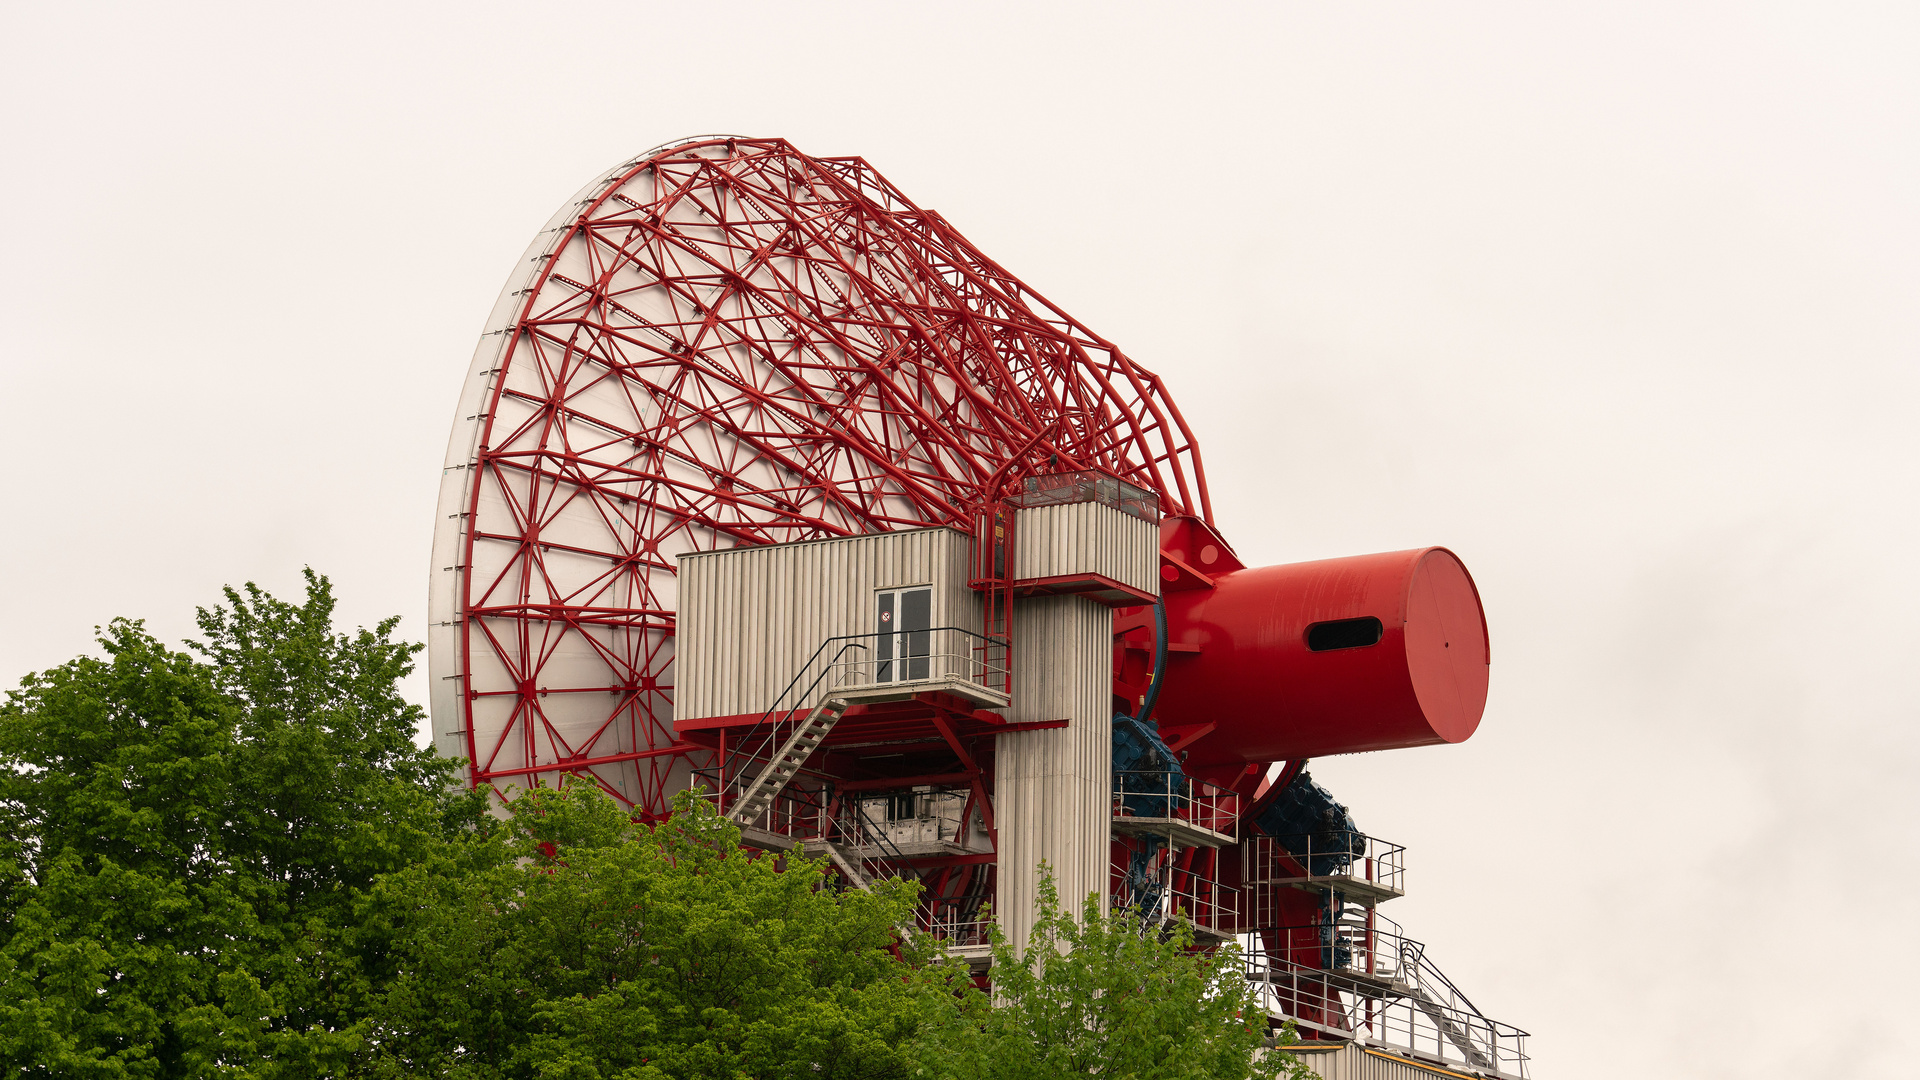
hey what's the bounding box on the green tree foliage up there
[0,571,1309,1080]
[0,571,484,1078]
[359,786,949,1080]
[911,872,1311,1080]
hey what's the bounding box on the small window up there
[1306,617,1383,652]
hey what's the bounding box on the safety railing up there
[1244,929,1530,1079]
[693,768,833,842]
[1249,830,1404,887]
[1008,469,1161,523]
[1168,867,1239,936]
[713,626,1007,809]
[692,771,924,883]
[1112,846,1240,936]
[843,787,986,856]
[840,796,924,880]
[695,776,985,954]
[1111,771,1240,839]
[714,636,870,806]
[813,626,1010,698]
[1256,912,1403,977]
[1242,831,1404,928]
[920,896,995,949]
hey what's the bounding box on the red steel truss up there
[438,135,1209,816]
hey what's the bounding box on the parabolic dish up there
[427,136,1209,813]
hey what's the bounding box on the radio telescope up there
[429,135,1518,1074]
[428,136,1207,814]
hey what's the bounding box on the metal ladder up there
[727,697,850,825]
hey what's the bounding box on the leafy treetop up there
[0,570,484,1078]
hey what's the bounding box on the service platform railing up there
[1111,771,1241,840]
[713,627,1008,812]
[1242,831,1405,924]
[810,626,1010,699]
[1112,850,1240,937]
[692,768,833,843]
[1169,867,1239,937]
[691,774,989,949]
[920,896,995,950]
[712,636,870,810]
[847,787,987,856]
[1008,469,1161,523]
[1244,928,1530,1079]
[693,771,939,887]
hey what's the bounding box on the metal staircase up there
[806,796,919,886]
[817,841,875,891]
[727,697,849,825]
[1235,825,1529,1077]
[1396,939,1498,1070]
[1408,986,1495,1070]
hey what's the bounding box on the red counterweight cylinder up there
[1159,547,1490,765]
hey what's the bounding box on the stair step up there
[727,696,852,826]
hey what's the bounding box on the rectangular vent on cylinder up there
[1306,616,1383,652]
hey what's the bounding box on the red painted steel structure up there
[435,136,1208,816]
[1161,546,1489,770]
[435,133,1506,1065]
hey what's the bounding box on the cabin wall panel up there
[1013,502,1159,594]
[676,527,978,720]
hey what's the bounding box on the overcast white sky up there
[4,3,1916,1076]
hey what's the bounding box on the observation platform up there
[827,675,1009,711]
[676,689,1037,759]
[946,941,994,973]
[1274,875,1405,905]
[1110,813,1235,849]
[1110,771,1239,848]
[1242,833,1407,905]
[1241,924,1531,1080]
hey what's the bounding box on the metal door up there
[875,586,932,683]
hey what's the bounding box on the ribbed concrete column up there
[994,594,1112,952]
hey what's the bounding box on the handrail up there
[1245,925,1527,1077]
[921,898,994,948]
[1157,866,1239,934]
[696,767,832,838]
[719,625,1009,801]
[1115,867,1234,924]
[1244,831,1405,893]
[1244,952,1529,1077]
[1111,770,1241,839]
[1396,937,1488,1029]
[718,638,869,797]
[845,798,919,882]
[693,770,925,892]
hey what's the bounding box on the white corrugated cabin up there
[674,526,997,722]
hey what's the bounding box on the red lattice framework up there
[434,136,1210,815]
